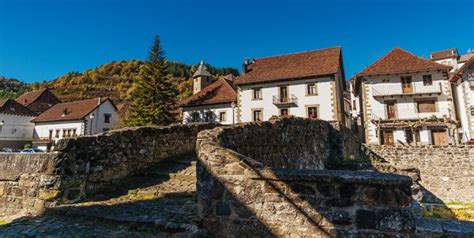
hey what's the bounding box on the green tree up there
[126,35,177,126]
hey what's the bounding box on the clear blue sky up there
[1,0,473,83]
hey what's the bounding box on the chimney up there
[242,58,249,74]
[98,97,101,105]
[62,108,68,117]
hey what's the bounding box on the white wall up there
[455,64,474,142]
[182,103,236,125]
[85,100,117,134]
[33,100,117,145]
[238,77,335,122]
[363,71,454,145]
[0,113,35,142]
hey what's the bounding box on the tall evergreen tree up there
[126,35,177,126]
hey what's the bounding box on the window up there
[253,88,262,100]
[73,129,77,137]
[55,129,60,138]
[219,111,226,122]
[405,129,413,144]
[307,83,318,95]
[423,75,433,86]
[104,113,111,123]
[471,106,474,116]
[204,112,214,122]
[307,106,318,119]
[280,108,289,116]
[416,99,436,113]
[352,100,357,111]
[252,109,262,122]
[191,112,200,122]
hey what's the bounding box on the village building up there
[430,48,474,71]
[0,99,36,149]
[451,58,474,143]
[234,47,346,124]
[181,61,237,124]
[354,48,455,146]
[15,88,61,115]
[31,97,117,151]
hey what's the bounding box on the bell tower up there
[193,60,212,94]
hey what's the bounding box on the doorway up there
[431,129,447,145]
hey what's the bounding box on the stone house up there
[15,88,61,115]
[0,99,36,149]
[353,47,456,146]
[180,61,237,125]
[31,97,118,151]
[234,47,346,124]
[451,58,474,143]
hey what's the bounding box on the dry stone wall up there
[196,118,416,237]
[0,123,216,219]
[369,145,474,203]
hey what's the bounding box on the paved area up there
[0,156,207,237]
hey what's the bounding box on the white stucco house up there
[31,97,118,151]
[354,48,455,146]
[0,99,36,149]
[234,47,346,124]
[430,48,474,72]
[181,62,237,125]
[451,58,474,143]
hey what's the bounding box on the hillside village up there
[1,47,474,152]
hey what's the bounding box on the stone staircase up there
[0,156,208,237]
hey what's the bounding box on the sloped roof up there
[234,47,342,85]
[0,99,36,117]
[357,48,450,77]
[193,60,212,78]
[32,97,116,123]
[180,77,236,107]
[459,53,474,63]
[430,48,458,60]
[451,57,474,82]
[15,89,48,106]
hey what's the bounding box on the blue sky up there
[1,0,473,83]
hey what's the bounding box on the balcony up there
[372,82,442,97]
[273,94,298,107]
[371,109,450,121]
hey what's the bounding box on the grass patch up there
[423,204,474,221]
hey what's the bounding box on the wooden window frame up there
[251,108,263,122]
[422,74,433,86]
[384,100,398,119]
[306,82,318,96]
[415,98,438,113]
[252,88,262,100]
[305,104,319,119]
[280,108,290,116]
[218,111,227,122]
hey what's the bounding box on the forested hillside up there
[47,60,239,104]
[0,77,31,100]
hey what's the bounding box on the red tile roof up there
[16,89,47,106]
[459,53,474,63]
[0,99,36,117]
[430,48,458,60]
[357,48,450,77]
[180,77,236,107]
[32,97,116,123]
[234,47,342,85]
[15,88,61,115]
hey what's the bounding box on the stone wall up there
[196,118,416,237]
[369,145,474,203]
[0,153,60,219]
[0,123,216,218]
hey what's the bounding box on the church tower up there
[193,60,213,94]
